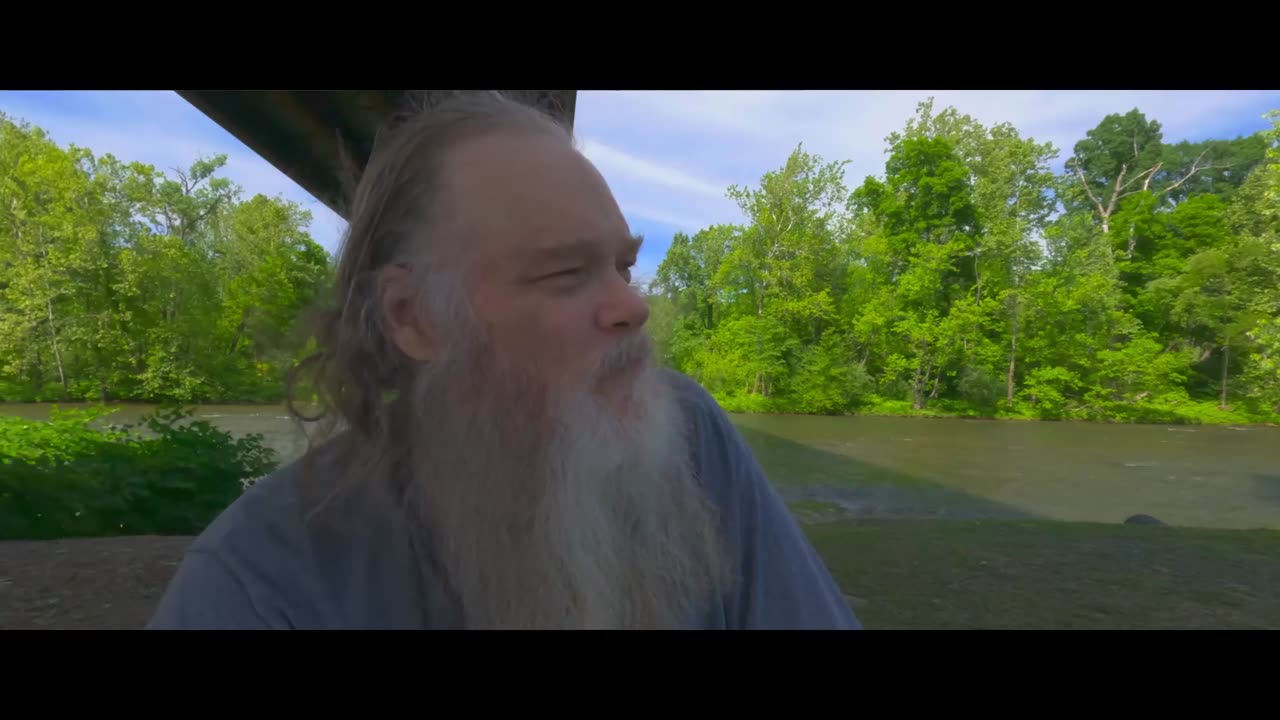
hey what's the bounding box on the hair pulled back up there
[286,91,572,447]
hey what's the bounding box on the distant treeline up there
[645,100,1280,424]
[4,101,1279,424]
[0,112,331,404]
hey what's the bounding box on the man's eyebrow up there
[522,234,644,262]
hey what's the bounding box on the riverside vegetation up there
[3,102,1278,420]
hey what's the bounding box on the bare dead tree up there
[1070,146,1222,258]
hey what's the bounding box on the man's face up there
[437,131,651,407]
[382,128,732,629]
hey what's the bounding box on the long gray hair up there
[285,92,573,513]
[288,94,569,439]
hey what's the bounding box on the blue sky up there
[3,90,1278,284]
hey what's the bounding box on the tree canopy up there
[0,112,331,403]
[649,102,1280,424]
[3,99,1277,425]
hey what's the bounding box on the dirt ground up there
[0,535,192,630]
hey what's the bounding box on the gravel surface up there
[0,535,192,630]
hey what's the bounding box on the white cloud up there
[579,137,729,200]
[574,89,1280,241]
[625,206,723,235]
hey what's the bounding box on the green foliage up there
[1245,316,1280,413]
[4,100,1278,428]
[0,407,278,540]
[1069,109,1165,202]
[1019,366,1080,419]
[955,365,1006,413]
[786,332,875,414]
[714,392,778,414]
[644,101,1280,426]
[0,112,331,404]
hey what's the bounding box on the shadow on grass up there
[734,424,1038,522]
[804,518,1280,629]
[732,417,1280,625]
[732,421,1280,628]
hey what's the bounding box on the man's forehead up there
[444,132,601,200]
[441,133,630,253]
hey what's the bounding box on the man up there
[148,91,860,630]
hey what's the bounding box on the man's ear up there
[379,263,437,363]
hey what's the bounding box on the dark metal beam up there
[177,90,578,220]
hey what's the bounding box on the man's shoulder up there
[189,431,366,551]
[152,436,437,629]
[187,454,310,555]
[655,368,753,488]
[655,372,861,630]
[147,455,323,628]
[174,456,321,610]
[657,367,727,425]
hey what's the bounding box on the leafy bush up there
[1018,366,1081,420]
[0,406,279,540]
[955,366,1007,414]
[715,392,778,414]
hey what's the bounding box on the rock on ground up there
[1124,514,1167,526]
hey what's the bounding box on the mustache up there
[594,333,654,383]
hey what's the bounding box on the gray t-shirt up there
[147,371,861,630]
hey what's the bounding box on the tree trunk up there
[857,331,877,368]
[33,347,44,394]
[1007,301,1018,406]
[912,356,925,410]
[228,308,251,355]
[45,295,68,396]
[753,286,765,396]
[36,234,69,397]
[1220,343,1230,410]
[913,348,933,411]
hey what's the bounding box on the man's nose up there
[596,275,650,331]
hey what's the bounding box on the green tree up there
[886,99,1058,406]
[0,113,332,404]
[852,136,979,409]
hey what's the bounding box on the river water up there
[6,402,1279,530]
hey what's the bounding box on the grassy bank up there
[717,393,1280,426]
[747,413,1280,628]
[798,515,1280,629]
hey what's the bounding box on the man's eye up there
[543,266,585,283]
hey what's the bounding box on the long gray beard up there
[403,335,734,630]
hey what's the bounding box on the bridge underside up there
[177,90,577,220]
